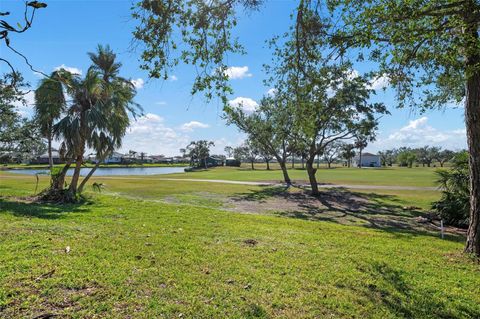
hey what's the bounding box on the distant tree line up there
[378,146,460,168]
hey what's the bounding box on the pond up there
[6,166,188,176]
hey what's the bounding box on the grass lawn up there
[162,165,439,187]
[1,169,479,318]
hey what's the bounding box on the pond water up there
[6,166,188,176]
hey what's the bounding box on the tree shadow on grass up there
[353,261,480,318]
[231,186,464,242]
[0,198,91,220]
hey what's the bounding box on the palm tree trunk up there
[52,159,72,190]
[67,154,83,200]
[78,160,101,194]
[47,131,53,170]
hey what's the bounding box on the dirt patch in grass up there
[226,187,464,237]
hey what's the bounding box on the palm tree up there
[34,71,66,169]
[43,45,140,201]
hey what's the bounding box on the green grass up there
[1,169,479,318]
[162,165,439,187]
[1,193,479,318]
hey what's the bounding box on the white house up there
[104,152,124,164]
[353,152,381,167]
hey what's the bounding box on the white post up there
[440,219,444,239]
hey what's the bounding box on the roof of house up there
[361,152,379,157]
[39,150,60,158]
[109,152,124,157]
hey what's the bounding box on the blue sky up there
[1,0,467,155]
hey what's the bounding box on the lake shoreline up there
[0,163,189,171]
[4,166,189,177]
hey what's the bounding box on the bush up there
[431,151,469,228]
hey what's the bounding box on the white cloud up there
[228,97,259,113]
[13,91,35,117]
[266,88,277,97]
[121,113,190,156]
[156,101,167,106]
[120,113,241,156]
[224,66,252,80]
[131,78,144,89]
[368,74,390,90]
[371,116,467,151]
[180,121,210,132]
[54,64,82,75]
[169,75,178,81]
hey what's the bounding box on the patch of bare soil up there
[226,187,464,236]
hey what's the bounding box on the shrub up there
[432,151,469,228]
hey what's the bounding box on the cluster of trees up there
[225,65,387,195]
[378,146,460,168]
[182,140,215,169]
[130,0,480,255]
[0,74,46,163]
[32,46,141,202]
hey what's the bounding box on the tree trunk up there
[51,159,72,190]
[327,161,331,169]
[301,156,304,169]
[358,149,363,168]
[78,160,101,194]
[251,160,254,170]
[204,157,208,169]
[306,159,319,196]
[464,17,480,254]
[291,155,295,168]
[67,154,83,199]
[278,159,291,185]
[316,154,320,168]
[266,159,270,170]
[47,132,53,170]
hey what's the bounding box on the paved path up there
[0,174,438,191]
[98,177,438,191]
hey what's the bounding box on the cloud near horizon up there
[371,116,466,152]
[228,97,258,113]
[180,121,210,132]
[54,64,82,75]
[224,66,252,80]
[131,78,144,89]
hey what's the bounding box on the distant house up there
[353,152,381,167]
[32,150,63,164]
[207,156,225,167]
[225,157,241,167]
[104,152,124,164]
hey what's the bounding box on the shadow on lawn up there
[232,186,464,242]
[0,198,90,219]
[354,261,480,318]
